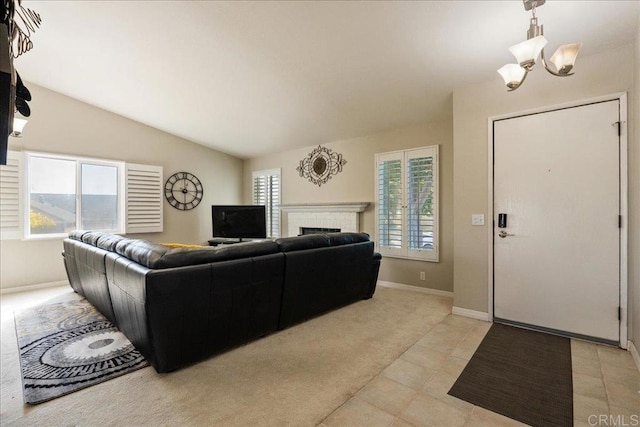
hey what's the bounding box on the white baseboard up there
[452,306,491,322]
[629,340,640,373]
[377,281,453,298]
[0,280,69,295]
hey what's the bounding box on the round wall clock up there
[164,172,203,211]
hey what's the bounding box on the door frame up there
[486,92,628,348]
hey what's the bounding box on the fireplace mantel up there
[280,202,369,213]
[280,202,370,237]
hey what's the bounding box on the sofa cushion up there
[69,230,90,241]
[326,232,370,246]
[81,231,106,246]
[275,233,370,252]
[275,234,331,252]
[155,241,279,269]
[97,234,128,251]
[113,238,279,269]
[115,239,169,268]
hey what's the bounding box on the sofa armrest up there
[365,252,382,299]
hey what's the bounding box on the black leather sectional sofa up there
[62,231,381,373]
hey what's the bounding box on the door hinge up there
[612,121,626,137]
[618,306,621,321]
[619,215,622,228]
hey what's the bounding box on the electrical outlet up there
[420,272,426,281]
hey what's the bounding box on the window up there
[0,151,163,239]
[375,146,439,261]
[26,153,124,237]
[252,169,280,238]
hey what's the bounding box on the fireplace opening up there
[300,227,341,235]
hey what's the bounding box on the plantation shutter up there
[375,146,439,261]
[125,163,163,233]
[252,169,280,238]
[376,152,403,257]
[406,147,437,260]
[0,151,22,240]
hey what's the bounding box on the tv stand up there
[208,238,244,246]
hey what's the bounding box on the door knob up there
[498,231,515,238]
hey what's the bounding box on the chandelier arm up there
[507,68,529,92]
[541,48,574,77]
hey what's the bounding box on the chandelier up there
[497,0,582,91]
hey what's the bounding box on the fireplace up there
[300,227,341,235]
[279,202,369,237]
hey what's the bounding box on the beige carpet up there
[1,285,452,426]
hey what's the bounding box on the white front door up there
[493,100,620,343]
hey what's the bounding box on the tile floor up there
[320,313,640,427]
[2,285,639,426]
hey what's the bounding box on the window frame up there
[375,145,439,262]
[252,168,281,239]
[24,151,126,239]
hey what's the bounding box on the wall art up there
[296,145,347,187]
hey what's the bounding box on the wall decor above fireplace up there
[296,145,347,187]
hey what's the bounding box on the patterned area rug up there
[14,299,149,404]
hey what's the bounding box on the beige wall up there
[243,118,454,292]
[452,44,637,332]
[0,83,244,290]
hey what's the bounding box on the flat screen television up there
[211,205,266,240]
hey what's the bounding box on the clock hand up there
[173,188,197,194]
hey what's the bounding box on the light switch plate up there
[472,214,485,226]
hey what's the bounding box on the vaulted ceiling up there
[16,1,640,159]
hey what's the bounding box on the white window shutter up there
[375,146,439,262]
[0,151,23,240]
[375,151,404,258]
[252,169,281,238]
[125,163,163,233]
[269,174,280,238]
[406,146,438,261]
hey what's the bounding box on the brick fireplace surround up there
[279,203,370,237]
